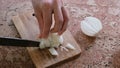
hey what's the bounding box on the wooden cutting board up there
[12,11,81,68]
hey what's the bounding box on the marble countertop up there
[0,0,120,68]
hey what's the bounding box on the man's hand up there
[31,0,69,38]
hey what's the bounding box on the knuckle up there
[43,1,52,7]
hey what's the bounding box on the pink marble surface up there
[0,0,120,68]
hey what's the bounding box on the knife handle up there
[0,37,40,47]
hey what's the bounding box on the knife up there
[0,37,40,47]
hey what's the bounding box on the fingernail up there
[58,32,62,35]
[50,29,55,32]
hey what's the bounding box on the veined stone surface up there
[0,0,120,68]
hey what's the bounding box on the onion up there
[65,43,75,50]
[80,17,102,36]
[39,33,63,49]
[48,48,58,56]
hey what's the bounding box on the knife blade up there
[0,37,40,47]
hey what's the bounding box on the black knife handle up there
[0,37,40,47]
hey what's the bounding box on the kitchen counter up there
[0,0,120,68]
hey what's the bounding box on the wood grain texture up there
[12,11,81,68]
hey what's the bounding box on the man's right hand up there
[31,0,69,38]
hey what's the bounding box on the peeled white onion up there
[80,17,102,36]
[39,33,63,49]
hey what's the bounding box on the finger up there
[32,3,44,38]
[42,7,52,38]
[35,11,44,38]
[50,5,64,33]
[58,7,69,35]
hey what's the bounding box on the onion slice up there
[48,48,58,56]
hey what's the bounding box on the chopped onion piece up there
[49,48,58,56]
[65,43,75,50]
[60,46,69,52]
